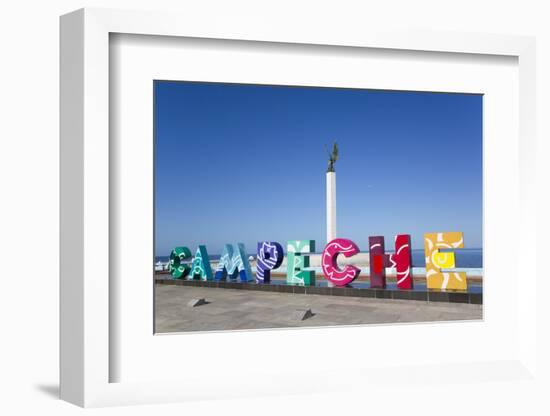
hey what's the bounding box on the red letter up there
[369,235,413,289]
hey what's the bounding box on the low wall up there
[155,276,483,305]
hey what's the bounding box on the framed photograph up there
[60,8,537,408]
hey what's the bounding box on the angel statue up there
[326,141,339,172]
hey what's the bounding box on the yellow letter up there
[424,232,467,290]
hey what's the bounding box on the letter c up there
[321,238,361,286]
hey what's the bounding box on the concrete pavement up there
[155,284,483,333]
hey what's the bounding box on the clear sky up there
[154,81,482,256]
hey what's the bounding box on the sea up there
[155,248,483,268]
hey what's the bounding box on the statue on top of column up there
[326,142,338,173]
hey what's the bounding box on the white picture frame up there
[60,7,538,408]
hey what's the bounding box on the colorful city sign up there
[169,231,468,291]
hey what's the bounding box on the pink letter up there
[321,238,361,286]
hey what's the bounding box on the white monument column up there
[326,171,336,288]
[326,171,337,243]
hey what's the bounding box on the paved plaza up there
[155,284,483,333]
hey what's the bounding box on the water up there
[156,249,483,293]
[156,248,483,268]
[411,248,482,268]
[269,279,482,293]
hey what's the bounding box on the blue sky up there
[155,81,482,256]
